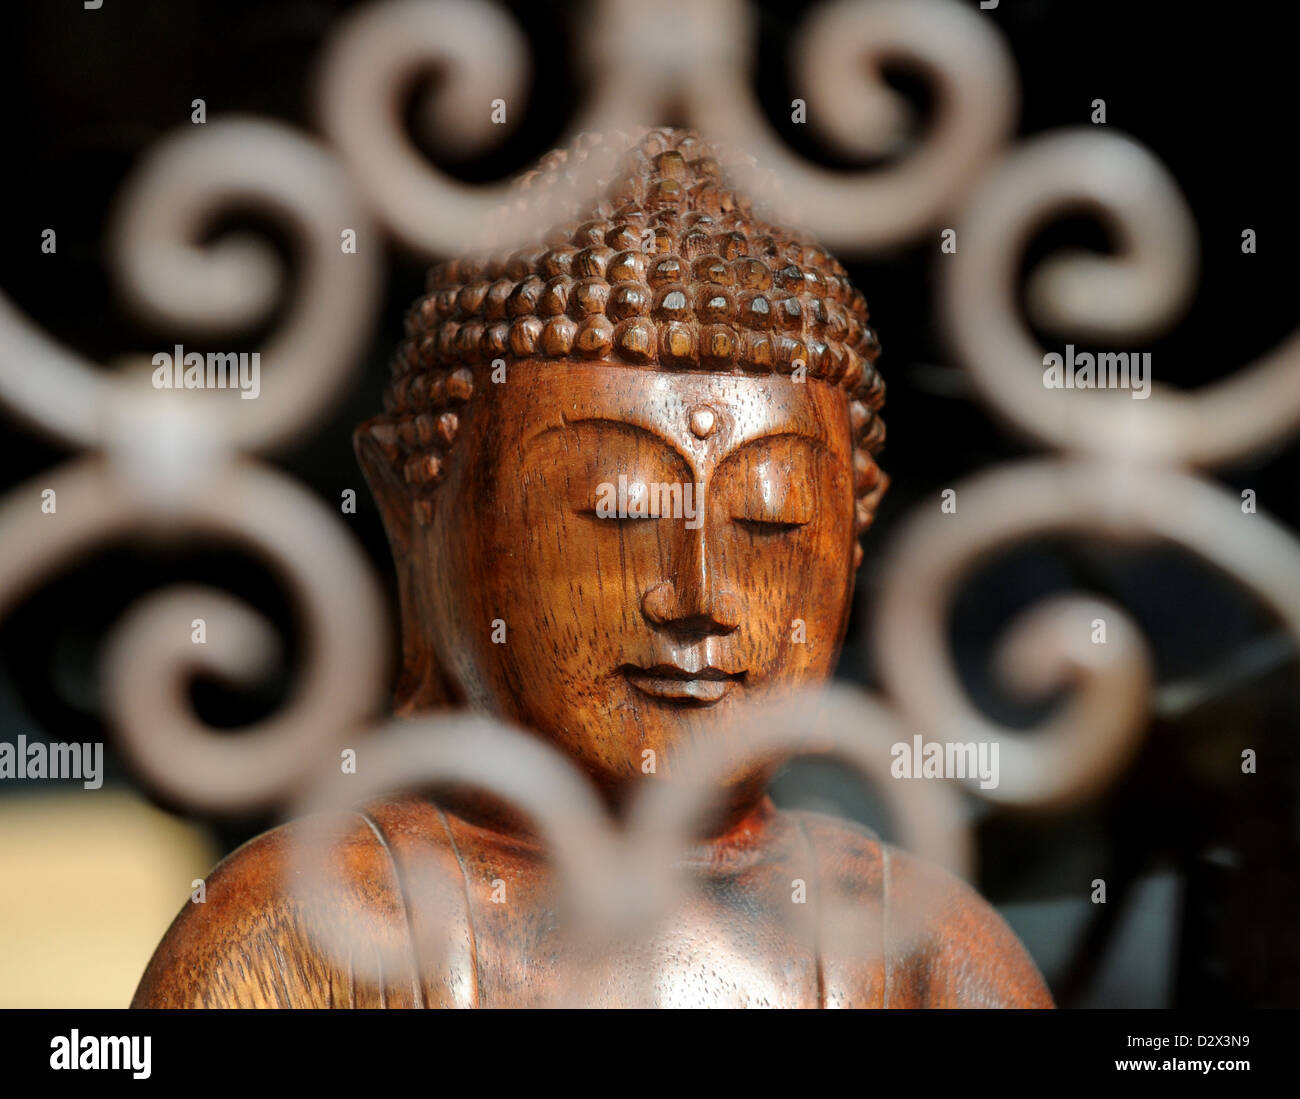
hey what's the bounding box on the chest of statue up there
[341,796,890,1009]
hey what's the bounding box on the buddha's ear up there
[354,418,413,562]
[354,419,456,713]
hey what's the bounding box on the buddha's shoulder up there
[784,809,1054,1007]
[131,795,456,1008]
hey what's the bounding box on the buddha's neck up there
[439,784,776,854]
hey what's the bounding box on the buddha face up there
[404,361,858,795]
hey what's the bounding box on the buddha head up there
[356,128,887,805]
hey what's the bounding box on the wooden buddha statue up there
[133,128,1052,1008]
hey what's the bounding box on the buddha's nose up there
[640,499,740,635]
[641,580,741,635]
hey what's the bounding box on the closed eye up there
[734,516,807,533]
[578,506,661,521]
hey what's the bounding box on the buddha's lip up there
[620,663,743,680]
[619,664,745,704]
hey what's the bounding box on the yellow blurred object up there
[0,788,217,1007]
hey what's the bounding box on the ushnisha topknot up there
[367,127,887,538]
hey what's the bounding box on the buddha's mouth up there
[619,663,745,705]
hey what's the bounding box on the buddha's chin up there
[611,692,775,789]
[503,671,814,806]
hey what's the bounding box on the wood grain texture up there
[133,128,1051,1009]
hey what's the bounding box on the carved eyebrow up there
[525,415,693,470]
[715,431,834,467]
[523,420,834,471]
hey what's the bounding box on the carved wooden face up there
[406,361,858,795]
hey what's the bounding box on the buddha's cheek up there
[434,500,635,766]
[745,536,854,692]
[524,524,655,763]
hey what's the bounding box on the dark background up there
[2,0,1297,1006]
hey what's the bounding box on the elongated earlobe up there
[354,420,454,712]
[354,419,412,561]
